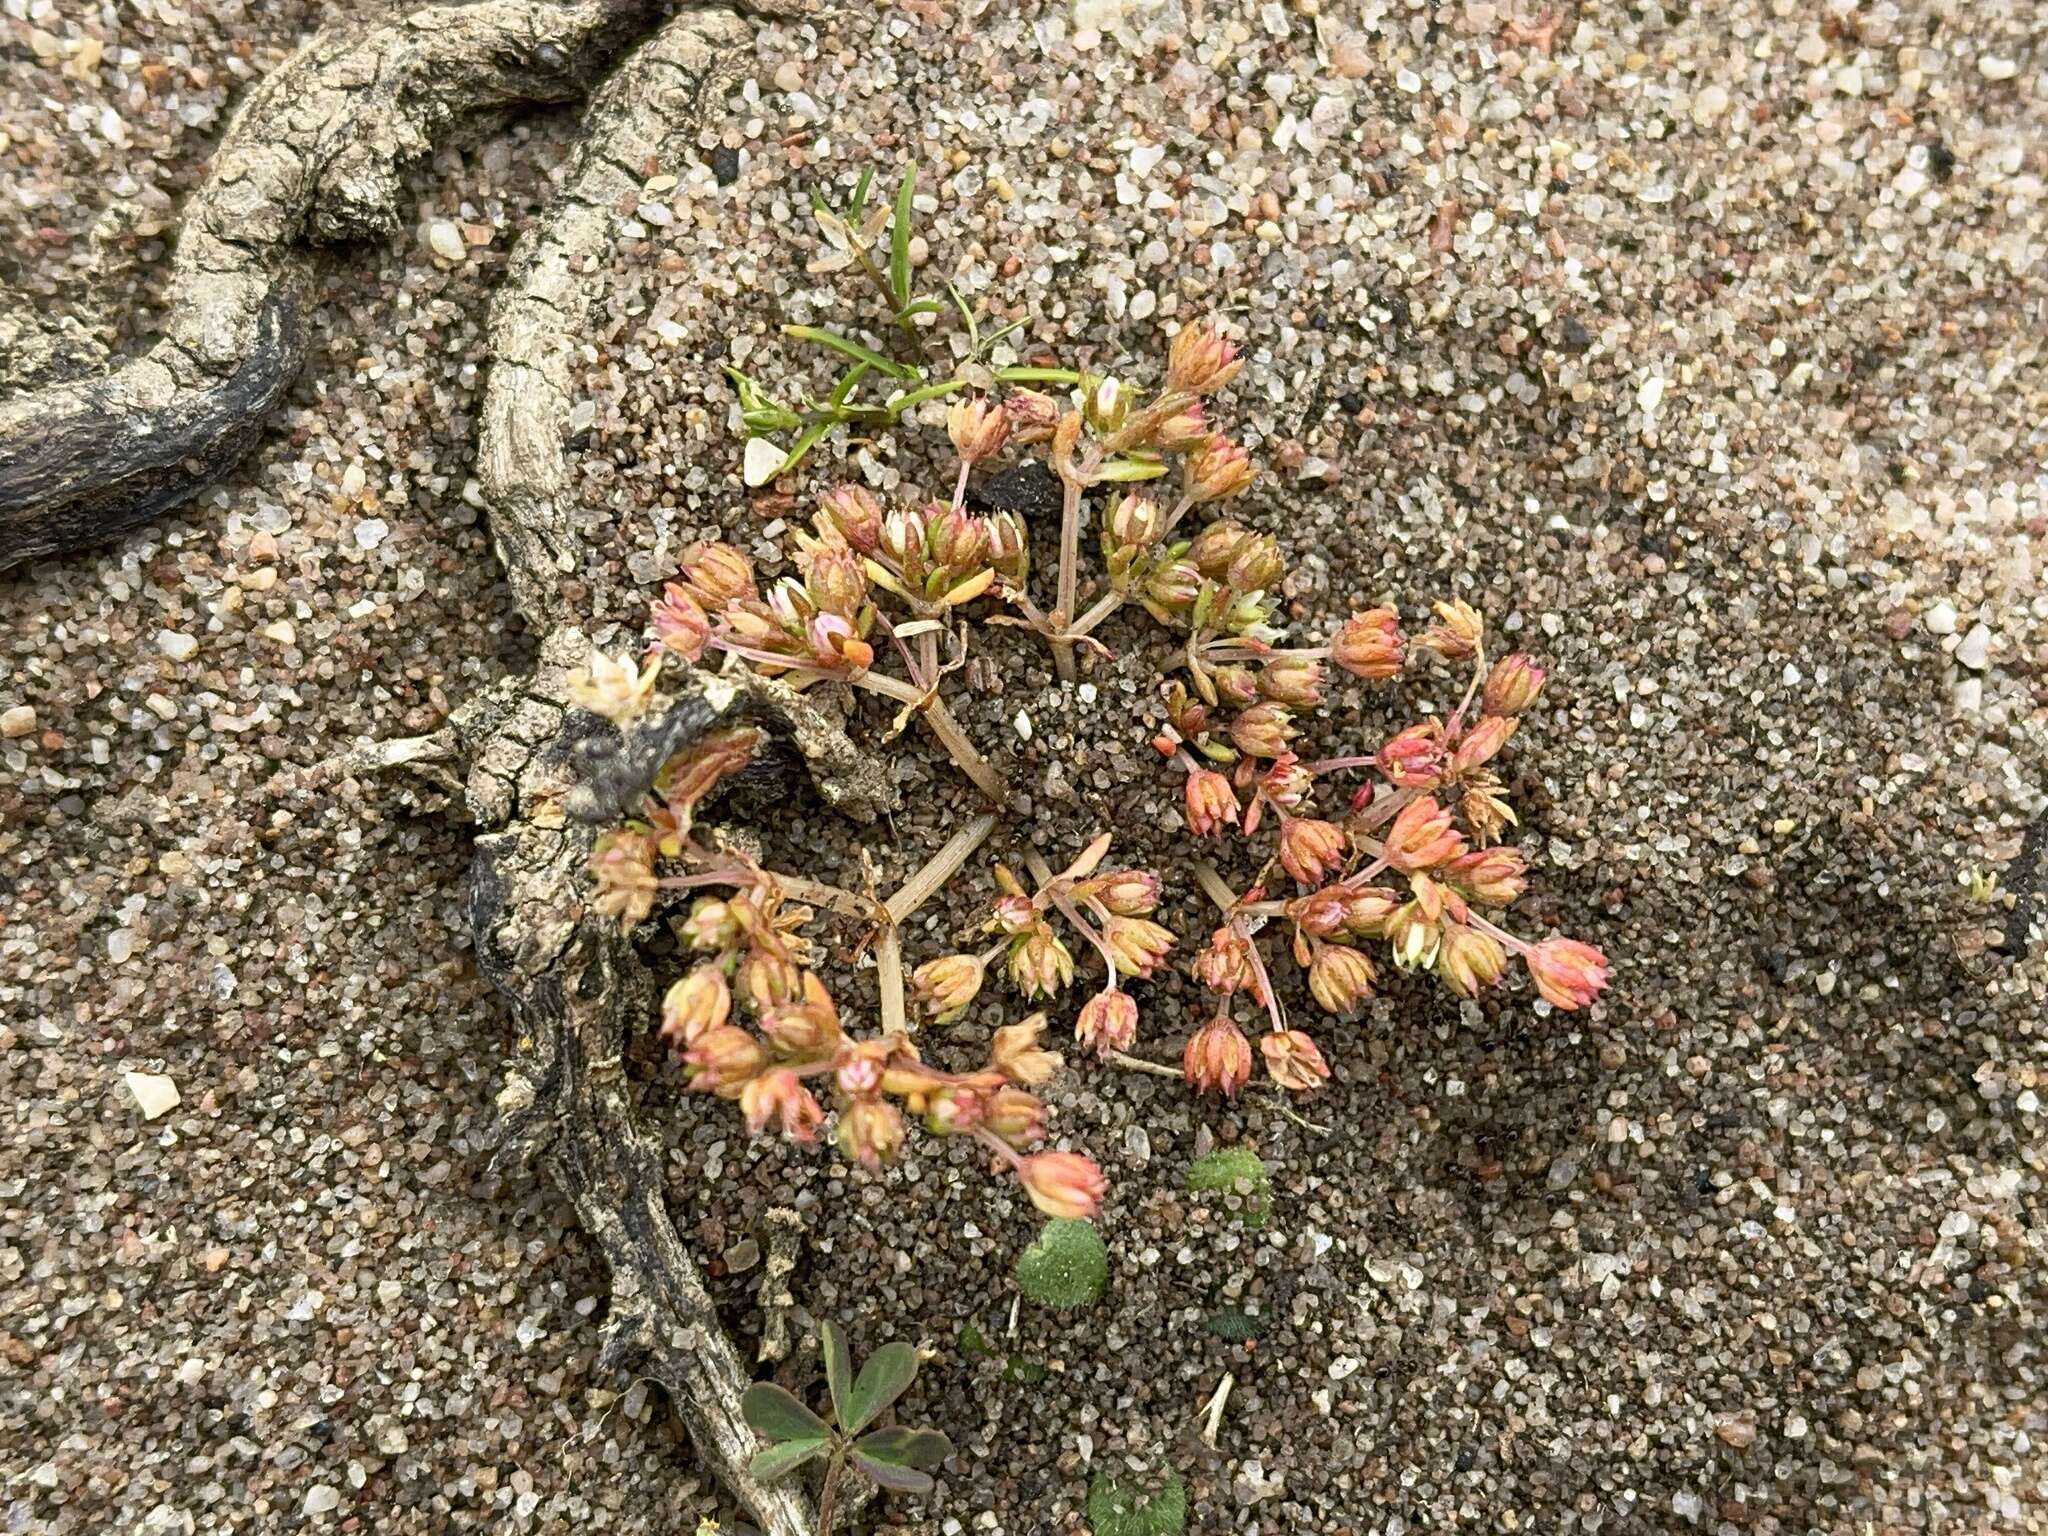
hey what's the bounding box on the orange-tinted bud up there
[738,949,803,1013]
[1436,922,1508,997]
[679,897,738,950]
[651,583,711,661]
[947,397,1011,463]
[741,1069,825,1140]
[1212,665,1261,709]
[1451,713,1516,775]
[807,612,874,674]
[660,964,731,1048]
[1192,925,1261,994]
[1376,722,1444,787]
[1308,943,1376,1013]
[1482,653,1547,716]
[1153,398,1209,450]
[1339,883,1402,937]
[1106,493,1166,552]
[1261,1029,1331,1091]
[1166,318,1244,395]
[1260,753,1314,810]
[1077,869,1161,917]
[924,1085,986,1135]
[1182,1014,1254,1097]
[1331,606,1405,680]
[911,952,986,1022]
[1525,937,1610,1010]
[1419,598,1483,660]
[679,540,757,607]
[590,830,659,928]
[1285,887,1350,941]
[1279,817,1348,886]
[835,1097,905,1168]
[1018,1151,1107,1219]
[684,1026,768,1096]
[1103,915,1175,978]
[1381,794,1466,872]
[1442,846,1527,906]
[992,1016,1063,1086]
[1184,768,1241,836]
[1187,520,1252,579]
[984,1086,1048,1145]
[818,484,884,551]
[1007,924,1075,999]
[1228,702,1294,759]
[1185,435,1255,503]
[1260,656,1325,708]
[1004,388,1061,439]
[1075,989,1139,1056]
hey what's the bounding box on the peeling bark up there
[0,0,666,572]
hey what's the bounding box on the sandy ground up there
[4,1,2047,1532]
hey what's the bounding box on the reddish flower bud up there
[1018,1151,1107,1219]
[1260,656,1325,708]
[1153,398,1210,450]
[1443,846,1527,906]
[1185,435,1255,503]
[924,1085,986,1135]
[1331,606,1405,681]
[1103,915,1176,978]
[802,538,869,618]
[927,505,989,576]
[985,511,1029,585]
[1525,938,1610,1011]
[1078,869,1162,916]
[758,997,840,1058]
[683,1026,768,1097]
[1004,388,1062,439]
[1228,702,1294,758]
[1184,767,1241,836]
[1192,925,1261,994]
[679,897,738,950]
[1482,653,1547,716]
[1308,943,1376,1013]
[1376,722,1445,787]
[1212,664,1261,709]
[1285,888,1350,941]
[1167,318,1244,395]
[1182,1015,1254,1097]
[1226,534,1284,594]
[1436,922,1508,997]
[1261,1029,1331,1092]
[1187,520,1252,579]
[1278,816,1348,886]
[741,1069,825,1140]
[1105,493,1166,552]
[1381,794,1466,872]
[992,1016,1063,1086]
[947,397,1011,463]
[836,1098,905,1168]
[818,485,884,551]
[911,952,986,1022]
[1075,989,1139,1056]
[807,612,874,674]
[1008,924,1076,999]
[1451,713,1516,775]
[1339,883,1402,937]
[679,540,757,607]
[1419,598,1483,660]
[984,1086,1048,1145]
[660,965,731,1048]
[992,892,1039,934]
[651,583,711,661]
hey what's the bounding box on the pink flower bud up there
[1331,606,1405,680]
[1187,520,1252,579]
[1450,713,1516,775]
[738,950,802,1013]
[1525,937,1610,1011]
[985,511,1029,584]
[947,397,1011,463]
[924,1085,986,1135]
[1279,816,1348,886]
[1443,846,1527,906]
[1375,722,1444,787]
[1077,869,1162,916]
[992,1016,1064,1085]
[1260,656,1325,708]
[835,1098,905,1168]
[911,952,986,1022]
[758,997,840,1058]
[817,485,884,551]
[1482,653,1547,716]
[679,897,737,950]
[741,1069,824,1141]
[1184,768,1241,836]
[1308,944,1376,1014]
[807,612,874,674]
[1192,925,1261,994]
[992,893,1039,934]
[1381,794,1466,872]
[1106,493,1166,552]
[1261,1029,1331,1092]
[1228,702,1294,759]
[683,1026,768,1097]
[1075,989,1139,1056]
[679,541,757,607]
[1436,922,1508,997]
[1259,753,1314,810]
[1185,435,1255,503]
[1083,375,1130,435]
[1103,915,1176,978]
[802,538,869,617]
[984,1086,1048,1145]
[1004,387,1061,437]
[1340,883,1402,937]
[1018,1151,1107,1219]
[1166,318,1244,396]
[1419,598,1483,660]
[1284,888,1350,941]
[880,505,927,574]
[651,583,711,661]
[1182,1015,1254,1097]
[660,965,731,1048]
[927,505,989,576]
[1212,665,1261,709]
[1226,534,1284,594]
[1153,398,1210,450]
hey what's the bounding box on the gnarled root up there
[0,0,666,573]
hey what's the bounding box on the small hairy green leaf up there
[741,1381,828,1444]
[1087,1467,1188,1536]
[1185,1147,1272,1228]
[844,1341,919,1436]
[1204,1303,1266,1343]
[1002,1353,1047,1385]
[850,1452,934,1495]
[1015,1218,1109,1310]
[958,1322,996,1361]
[821,1320,854,1430]
[749,1438,828,1483]
[854,1425,951,1471]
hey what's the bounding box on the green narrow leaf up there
[850,1453,935,1496]
[995,365,1083,385]
[844,1341,919,1435]
[1095,455,1170,482]
[976,318,1026,356]
[782,325,918,381]
[771,418,834,482]
[888,162,917,308]
[943,279,979,349]
[749,1438,829,1483]
[741,1382,829,1444]
[846,165,875,221]
[821,1321,854,1430]
[827,361,873,410]
[881,377,970,416]
[895,298,947,321]
[854,1426,952,1471]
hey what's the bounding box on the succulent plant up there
[1185,1147,1272,1228]
[1015,1217,1109,1310]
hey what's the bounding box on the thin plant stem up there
[848,671,1007,806]
[1191,859,1243,915]
[1051,473,1085,683]
[876,924,908,1037]
[1107,1050,1331,1134]
[815,1450,847,1536]
[666,857,878,924]
[886,813,999,925]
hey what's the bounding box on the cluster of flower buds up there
[814,475,1027,615]
[1152,596,1609,1095]
[588,727,765,927]
[908,834,1174,1060]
